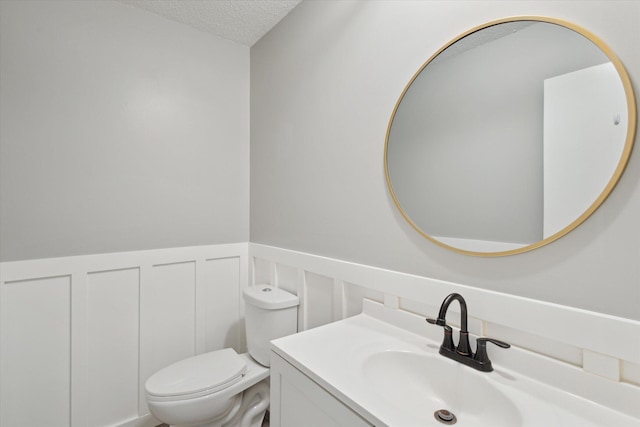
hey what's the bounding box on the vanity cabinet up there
[270,352,373,427]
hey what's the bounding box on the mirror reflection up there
[385,18,636,256]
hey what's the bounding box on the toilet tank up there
[242,284,299,367]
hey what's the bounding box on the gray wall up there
[251,1,640,320]
[0,0,250,261]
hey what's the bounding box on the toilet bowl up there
[146,351,270,427]
[145,285,299,427]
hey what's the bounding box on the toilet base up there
[221,379,270,427]
[160,379,269,427]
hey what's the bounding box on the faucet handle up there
[426,318,455,351]
[474,338,510,366]
[426,317,446,327]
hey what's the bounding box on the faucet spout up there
[435,293,471,356]
[436,293,468,332]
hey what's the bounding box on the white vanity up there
[270,300,640,427]
[270,351,372,427]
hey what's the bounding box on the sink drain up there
[434,409,457,425]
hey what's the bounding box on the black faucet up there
[426,293,510,372]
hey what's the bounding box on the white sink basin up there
[363,350,522,426]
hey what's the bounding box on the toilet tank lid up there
[243,284,299,309]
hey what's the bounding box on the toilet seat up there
[146,348,247,401]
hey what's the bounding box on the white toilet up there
[145,284,299,427]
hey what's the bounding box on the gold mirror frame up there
[385,16,637,257]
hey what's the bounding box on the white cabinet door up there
[270,352,373,427]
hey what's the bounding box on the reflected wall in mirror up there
[385,17,636,256]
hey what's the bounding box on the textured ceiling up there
[118,0,303,46]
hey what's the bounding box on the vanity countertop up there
[271,300,640,427]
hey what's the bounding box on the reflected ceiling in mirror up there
[385,17,636,256]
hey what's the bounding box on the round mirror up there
[385,16,636,256]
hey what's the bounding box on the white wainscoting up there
[0,243,248,427]
[3,242,638,426]
[249,243,640,387]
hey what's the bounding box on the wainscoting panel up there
[303,271,333,330]
[202,257,242,353]
[146,261,197,381]
[1,275,72,427]
[0,243,248,427]
[87,268,140,427]
[343,281,384,319]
